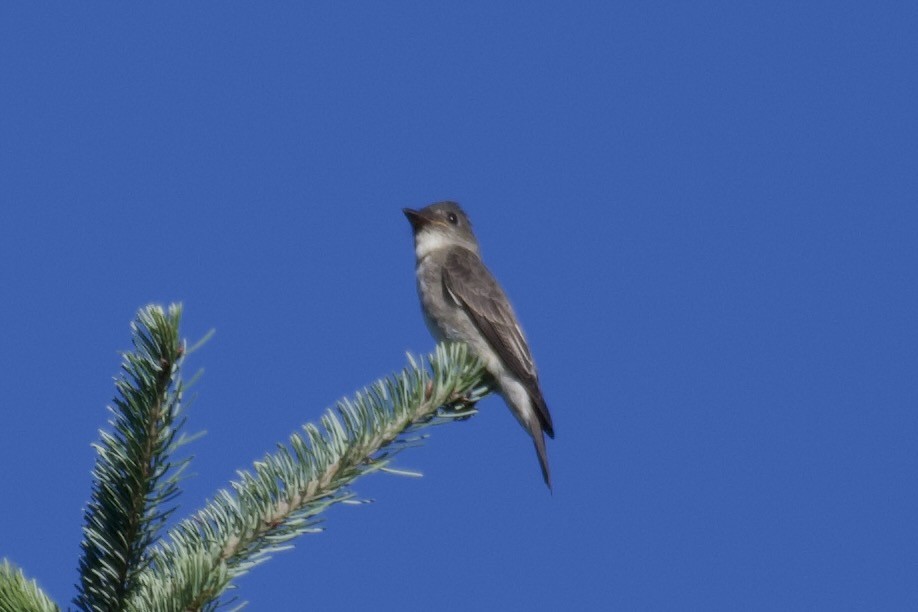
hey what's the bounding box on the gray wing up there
[442,248,554,438]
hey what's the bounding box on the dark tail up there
[530,420,552,491]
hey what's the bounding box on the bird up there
[403,201,555,489]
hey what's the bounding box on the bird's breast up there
[415,256,503,373]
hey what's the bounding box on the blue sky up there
[1,3,916,610]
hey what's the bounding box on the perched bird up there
[403,201,555,489]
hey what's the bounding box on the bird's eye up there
[447,212,458,225]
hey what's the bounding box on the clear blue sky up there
[1,3,916,610]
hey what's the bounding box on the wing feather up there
[443,249,554,437]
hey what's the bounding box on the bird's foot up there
[440,392,478,421]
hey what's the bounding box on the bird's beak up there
[403,208,433,231]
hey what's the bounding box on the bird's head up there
[403,201,479,259]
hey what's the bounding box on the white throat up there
[414,229,455,260]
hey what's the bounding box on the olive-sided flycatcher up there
[403,202,555,489]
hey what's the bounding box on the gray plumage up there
[403,201,555,489]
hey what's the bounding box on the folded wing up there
[442,248,554,438]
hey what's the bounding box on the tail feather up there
[530,420,552,491]
[499,375,553,490]
[530,391,554,439]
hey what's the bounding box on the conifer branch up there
[0,560,59,612]
[5,304,492,611]
[127,343,492,611]
[76,305,189,612]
